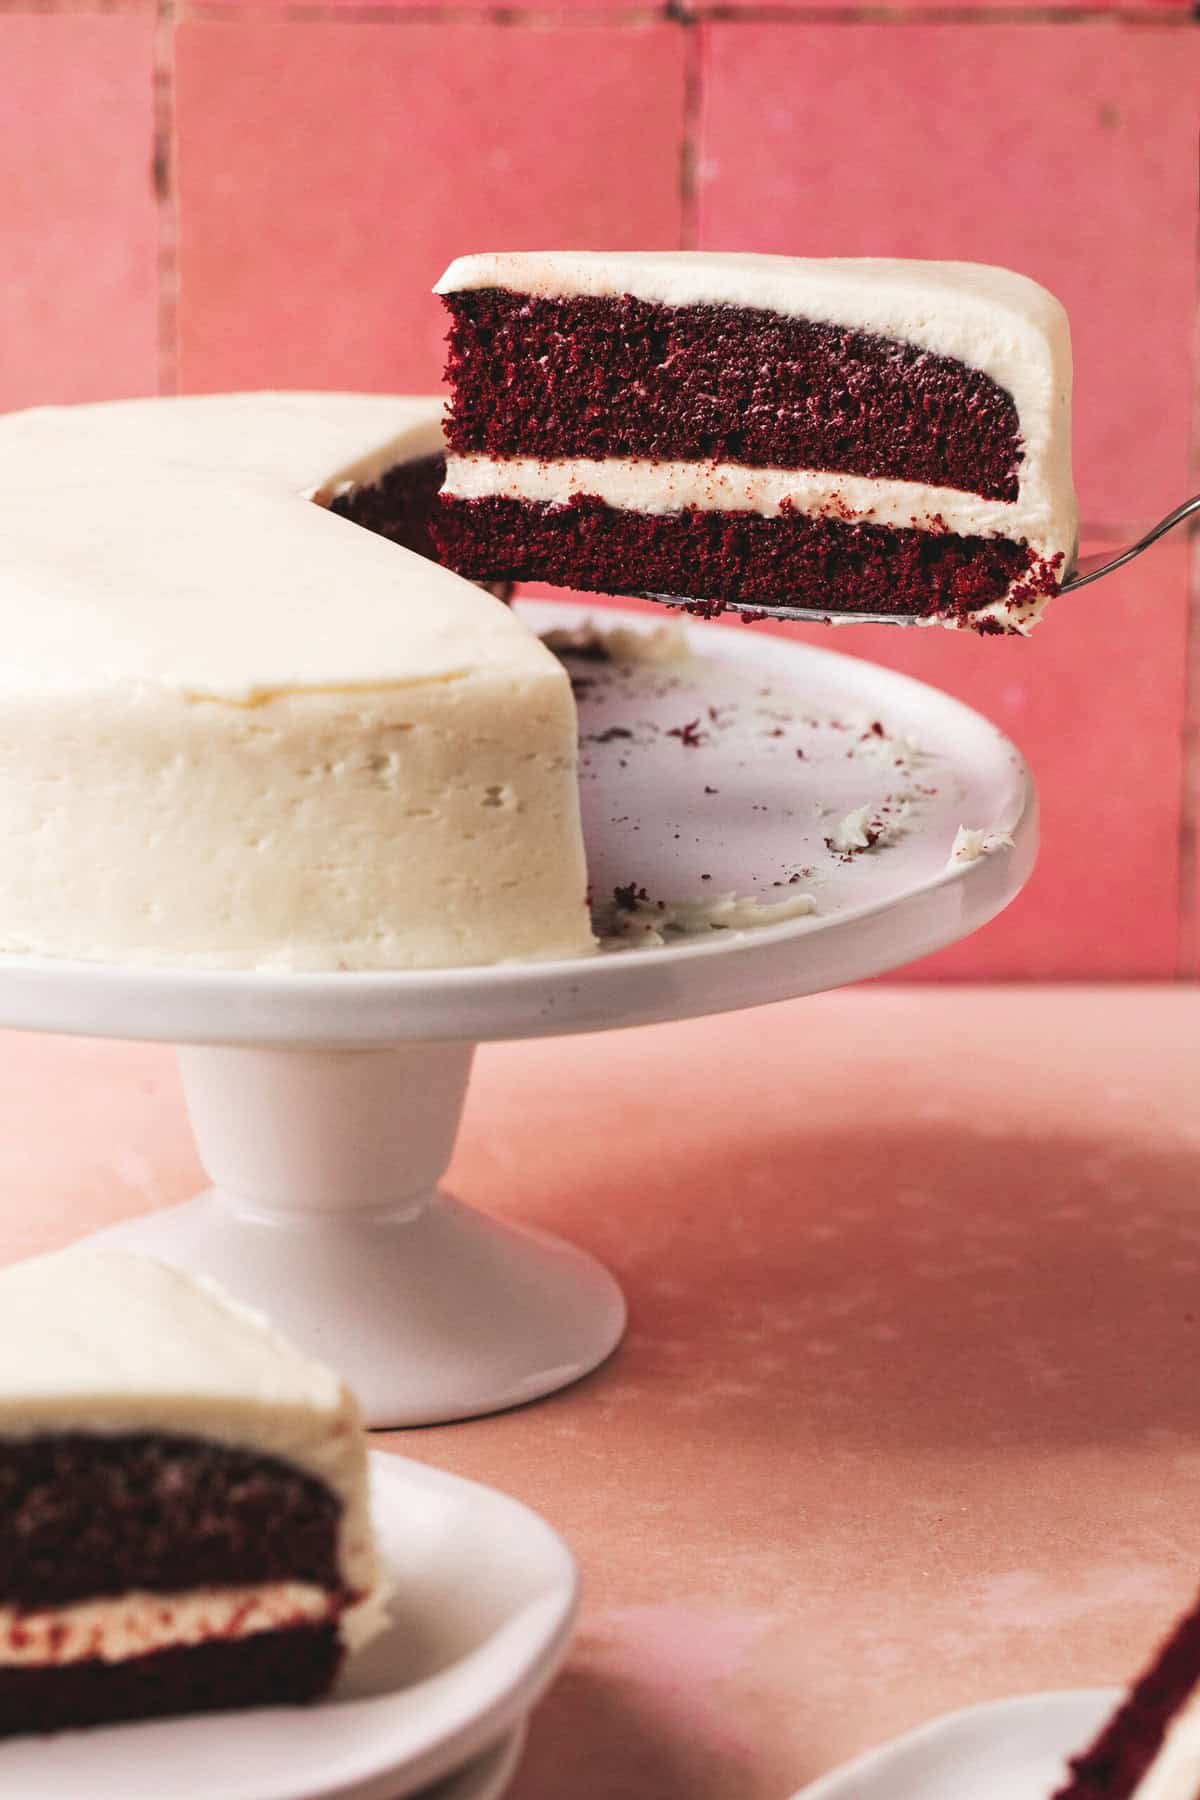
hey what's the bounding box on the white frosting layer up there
[0,1583,336,1669]
[445,453,1046,546]
[0,1250,382,1636]
[1130,1684,1200,1800]
[0,393,593,969]
[436,253,1078,630]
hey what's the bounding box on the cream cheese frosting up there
[0,392,593,970]
[443,454,1043,541]
[0,1584,338,1668]
[436,253,1079,630]
[0,1248,383,1634]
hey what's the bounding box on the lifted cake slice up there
[433,251,1078,634]
[0,1248,386,1736]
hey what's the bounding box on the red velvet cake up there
[1054,1593,1200,1798]
[432,252,1079,633]
[0,1249,385,1735]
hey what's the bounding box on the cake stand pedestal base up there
[87,1042,626,1428]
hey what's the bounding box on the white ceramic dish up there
[0,1452,576,1800]
[792,1688,1121,1799]
[353,1722,526,1800]
[0,604,1038,1423]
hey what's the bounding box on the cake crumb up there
[948,825,1015,869]
[542,619,690,666]
[827,806,880,855]
[595,886,816,947]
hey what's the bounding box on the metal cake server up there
[643,492,1200,627]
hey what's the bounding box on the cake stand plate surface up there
[0,605,1037,1424]
[791,1688,1120,1799]
[0,1452,574,1800]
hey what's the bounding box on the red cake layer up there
[329,453,445,564]
[0,1434,342,1608]
[1054,1595,1200,1798]
[442,290,1023,502]
[432,495,1058,628]
[0,1622,342,1737]
[328,453,511,601]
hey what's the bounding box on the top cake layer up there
[0,391,545,704]
[0,1249,378,1604]
[436,251,1074,521]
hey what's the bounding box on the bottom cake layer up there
[329,452,447,564]
[329,455,512,601]
[0,1621,342,1737]
[433,494,1063,630]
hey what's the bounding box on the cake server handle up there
[1060,493,1200,593]
[642,494,1200,626]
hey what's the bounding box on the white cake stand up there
[0,605,1036,1426]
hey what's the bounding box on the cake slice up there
[0,393,592,970]
[0,1248,386,1736]
[1055,1592,1200,1798]
[433,251,1079,634]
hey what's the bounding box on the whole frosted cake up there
[0,393,593,970]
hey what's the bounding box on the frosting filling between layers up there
[442,453,1057,555]
[0,1583,340,1668]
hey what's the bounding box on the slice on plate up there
[0,1247,388,1735]
[1055,1589,1200,1798]
[433,250,1078,633]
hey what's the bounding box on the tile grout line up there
[153,0,179,395]
[16,2,1186,21]
[677,9,702,248]
[1175,209,1200,975]
[0,2,1196,18]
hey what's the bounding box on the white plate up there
[356,1722,526,1800]
[0,602,1035,1048]
[0,1452,577,1800]
[793,1689,1122,1798]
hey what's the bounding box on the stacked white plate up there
[792,1688,1122,1798]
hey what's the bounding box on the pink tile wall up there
[697,21,1197,530]
[0,14,159,411]
[174,20,687,393]
[0,4,1196,978]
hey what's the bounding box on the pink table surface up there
[2,985,1197,1798]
